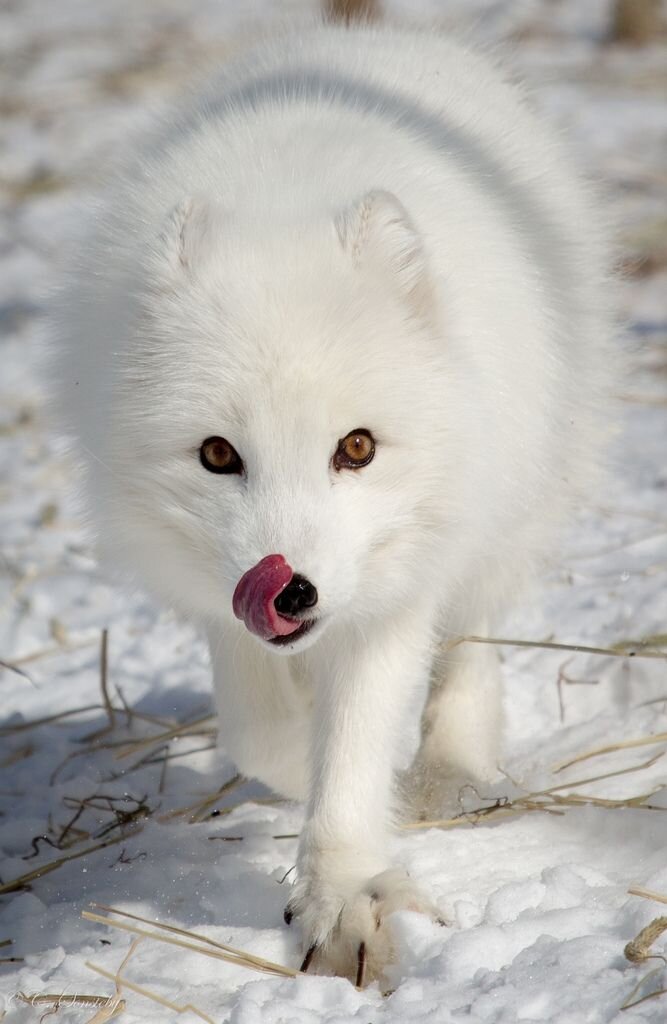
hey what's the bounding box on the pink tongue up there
[232,554,302,640]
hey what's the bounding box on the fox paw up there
[284,867,445,987]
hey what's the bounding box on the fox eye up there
[199,436,244,475]
[333,428,375,471]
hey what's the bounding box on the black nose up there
[274,574,318,617]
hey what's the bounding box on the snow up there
[1,1,667,1021]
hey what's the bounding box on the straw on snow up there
[624,917,667,963]
[621,882,667,1009]
[404,753,667,831]
[113,713,216,760]
[158,773,244,823]
[0,700,172,739]
[3,622,665,902]
[628,886,667,908]
[2,636,98,668]
[620,918,667,1012]
[446,634,667,661]
[0,703,111,737]
[0,831,144,897]
[620,969,667,1012]
[86,960,215,1023]
[553,733,667,772]
[82,904,298,979]
[2,745,663,895]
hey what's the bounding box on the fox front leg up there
[285,605,444,986]
[207,622,312,802]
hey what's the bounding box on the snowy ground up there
[2,1,667,1021]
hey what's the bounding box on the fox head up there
[95,190,465,650]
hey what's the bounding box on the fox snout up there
[274,573,318,617]
[233,553,318,645]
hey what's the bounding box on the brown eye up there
[333,428,375,471]
[199,436,243,475]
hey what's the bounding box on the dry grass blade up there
[100,629,114,729]
[81,936,140,1020]
[157,783,288,825]
[158,774,244,822]
[404,765,667,831]
[612,633,667,651]
[531,752,665,797]
[1,741,34,768]
[207,832,299,842]
[403,805,527,830]
[628,886,667,907]
[83,630,116,743]
[453,634,667,661]
[113,714,215,760]
[190,772,243,823]
[620,967,667,1011]
[86,961,214,1024]
[0,937,23,964]
[553,733,667,773]
[82,906,297,978]
[0,829,143,896]
[549,788,663,809]
[84,1000,126,1023]
[625,917,667,962]
[0,701,172,740]
[0,658,33,682]
[91,901,278,963]
[8,638,98,667]
[0,703,106,737]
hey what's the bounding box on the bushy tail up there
[324,0,380,24]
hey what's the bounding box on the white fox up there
[53,20,612,985]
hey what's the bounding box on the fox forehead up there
[130,301,441,468]
[138,292,425,426]
[129,190,445,455]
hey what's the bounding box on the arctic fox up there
[53,21,612,985]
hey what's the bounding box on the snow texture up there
[1,1,667,1021]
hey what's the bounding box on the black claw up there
[436,917,448,927]
[355,941,367,988]
[300,943,318,973]
[283,907,293,926]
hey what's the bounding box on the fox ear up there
[335,190,430,305]
[157,196,220,276]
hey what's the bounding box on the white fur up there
[51,22,613,984]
